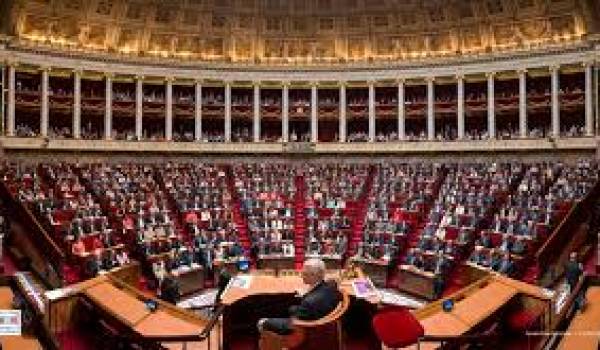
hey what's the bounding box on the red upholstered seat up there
[372,306,424,349]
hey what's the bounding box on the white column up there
[551,66,560,138]
[253,83,260,142]
[398,79,405,140]
[104,74,112,140]
[40,68,49,137]
[165,78,173,141]
[282,83,289,142]
[311,83,318,143]
[368,81,375,142]
[73,70,81,139]
[427,77,435,140]
[592,61,600,135]
[194,81,202,141]
[457,75,465,139]
[585,62,594,136]
[224,82,231,142]
[135,76,143,140]
[487,72,496,139]
[339,83,346,142]
[518,70,528,138]
[7,65,15,137]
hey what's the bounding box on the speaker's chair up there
[259,290,350,350]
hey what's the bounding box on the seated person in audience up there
[85,250,104,277]
[282,242,295,257]
[159,275,180,304]
[201,244,215,273]
[456,228,470,245]
[495,252,515,276]
[335,234,347,256]
[308,238,322,256]
[166,250,181,271]
[102,250,118,270]
[417,236,432,251]
[443,240,455,256]
[433,271,445,300]
[469,246,487,265]
[430,251,449,275]
[257,259,341,335]
[405,248,424,269]
[229,241,244,258]
[498,235,513,253]
[352,242,366,259]
[370,245,384,260]
[489,249,502,271]
[116,248,130,266]
[71,237,86,256]
[511,236,527,255]
[431,237,444,252]
[153,259,167,286]
[422,224,436,237]
[396,220,410,235]
[178,247,193,266]
[478,231,493,249]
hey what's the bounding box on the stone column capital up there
[549,64,560,72]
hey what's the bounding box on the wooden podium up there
[220,271,380,350]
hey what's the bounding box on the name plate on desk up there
[283,142,315,153]
[0,310,21,335]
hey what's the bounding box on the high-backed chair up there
[259,290,350,350]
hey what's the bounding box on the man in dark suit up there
[159,275,180,304]
[258,258,341,335]
[565,252,583,291]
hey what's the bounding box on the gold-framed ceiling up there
[3,0,599,67]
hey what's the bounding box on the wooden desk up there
[0,288,14,309]
[257,255,295,270]
[397,265,435,300]
[221,275,305,306]
[171,265,204,296]
[558,287,600,350]
[221,272,380,350]
[84,282,150,327]
[0,287,44,350]
[0,335,44,350]
[134,310,205,338]
[420,312,470,336]
[352,258,389,287]
[450,282,517,327]
[401,276,551,350]
[305,254,343,270]
[73,276,211,347]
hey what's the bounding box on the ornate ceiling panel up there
[2,0,598,66]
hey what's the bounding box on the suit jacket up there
[289,281,341,321]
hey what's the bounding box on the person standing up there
[565,252,583,292]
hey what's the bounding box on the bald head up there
[302,258,326,286]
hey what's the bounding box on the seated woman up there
[257,259,341,335]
